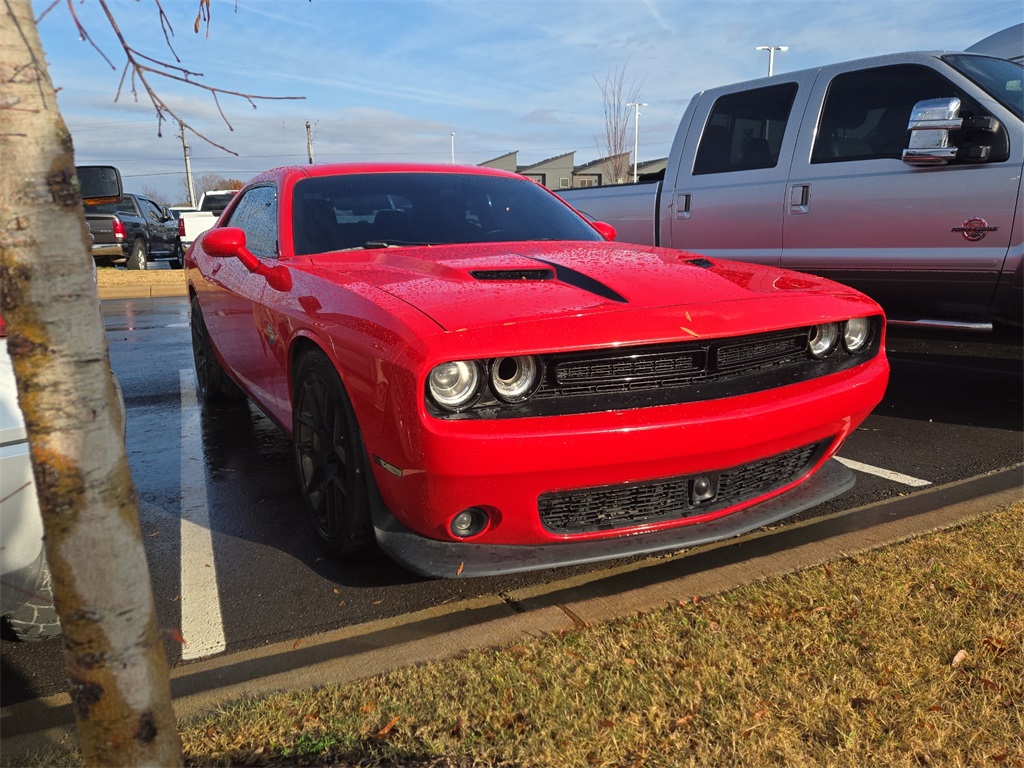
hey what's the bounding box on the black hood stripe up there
[523,256,629,304]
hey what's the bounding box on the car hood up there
[309,241,858,332]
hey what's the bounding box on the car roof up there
[244,162,525,189]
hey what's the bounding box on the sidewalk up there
[2,465,1020,762]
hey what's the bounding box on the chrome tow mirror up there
[902,98,962,166]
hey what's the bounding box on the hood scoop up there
[469,268,555,281]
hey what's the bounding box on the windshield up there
[944,54,1024,120]
[291,172,603,256]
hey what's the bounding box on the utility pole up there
[306,120,316,164]
[179,122,196,207]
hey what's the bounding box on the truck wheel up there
[190,296,244,402]
[170,240,184,270]
[292,350,374,558]
[2,560,61,642]
[126,239,148,270]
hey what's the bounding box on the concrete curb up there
[97,283,188,300]
[2,466,1020,761]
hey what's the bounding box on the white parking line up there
[179,369,227,660]
[835,456,932,487]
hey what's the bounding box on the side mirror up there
[201,227,292,292]
[902,98,962,166]
[591,220,617,241]
[903,97,1004,166]
[76,165,122,204]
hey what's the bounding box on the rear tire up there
[190,295,244,402]
[126,239,148,270]
[292,350,374,558]
[169,240,184,270]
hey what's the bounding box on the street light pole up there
[451,132,455,164]
[755,45,789,76]
[626,101,647,183]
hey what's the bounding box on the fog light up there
[450,507,489,538]
[690,476,718,505]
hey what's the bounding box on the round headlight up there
[808,323,840,359]
[490,356,540,403]
[428,361,480,410]
[843,317,872,353]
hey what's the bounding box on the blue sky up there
[33,0,1021,204]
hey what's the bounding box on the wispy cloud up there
[34,0,1021,201]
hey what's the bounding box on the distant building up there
[478,151,666,190]
[479,152,518,174]
[518,152,575,189]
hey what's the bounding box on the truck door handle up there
[675,193,692,220]
[789,184,810,215]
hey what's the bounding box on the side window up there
[812,64,995,163]
[143,199,163,222]
[116,196,138,216]
[693,82,798,175]
[225,186,278,259]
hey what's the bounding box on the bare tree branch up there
[596,65,643,184]
[65,0,304,155]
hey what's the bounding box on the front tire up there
[126,239,148,270]
[190,295,244,402]
[293,350,373,558]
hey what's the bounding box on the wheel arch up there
[287,333,384,441]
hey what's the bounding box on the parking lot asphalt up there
[3,462,1020,761]
[4,279,1020,761]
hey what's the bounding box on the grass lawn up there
[173,503,1023,767]
[15,503,1022,767]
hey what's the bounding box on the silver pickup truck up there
[559,51,1023,331]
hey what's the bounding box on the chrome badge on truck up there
[952,217,998,242]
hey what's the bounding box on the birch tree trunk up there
[0,0,181,764]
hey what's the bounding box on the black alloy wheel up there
[190,295,244,402]
[292,351,373,558]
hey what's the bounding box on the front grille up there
[426,318,882,420]
[538,441,827,535]
[537,330,807,399]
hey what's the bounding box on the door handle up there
[675,193,692,220]
[789,184,810,215]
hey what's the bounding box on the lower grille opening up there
[538,440,830,535]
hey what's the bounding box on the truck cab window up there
[693,82,798,175]
[812,64,997,163]
[225,185,278,259]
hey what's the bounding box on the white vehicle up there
[559,50,1023,331]
[0,316,59,641]
[177,189,237,250]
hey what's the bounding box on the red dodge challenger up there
[186,163,889,577]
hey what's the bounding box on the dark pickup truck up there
[85,193,183,270]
